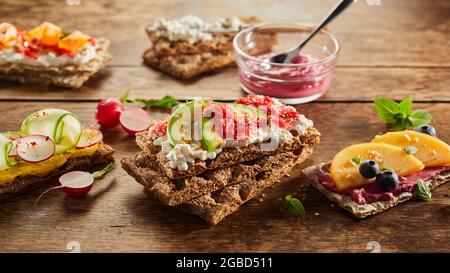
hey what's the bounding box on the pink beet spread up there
[316,164,450,205]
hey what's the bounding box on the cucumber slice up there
[0,131,22,140]
[167,100,209,145]
[0,135,14,170]
[201,117,225,152]
[229,103,265,120]
[21,109,83,154]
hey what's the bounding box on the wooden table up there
[0,0,449,253]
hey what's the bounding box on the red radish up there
[33,171,94,208]
[119,107,151,135]
[16,135,55,163]
[76,128,103,149]
[95,98,124,128]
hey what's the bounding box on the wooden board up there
[0,0,449,253]
[0,101,448,252]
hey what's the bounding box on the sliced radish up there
[119,108,151,135]
[16,135,55,163]
[59,171,94,197]
[76,128,103,149]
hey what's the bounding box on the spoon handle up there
[298,0,356,50]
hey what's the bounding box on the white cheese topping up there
[0,43,97,66]
[165,143,222,171]
[149,15,243,43]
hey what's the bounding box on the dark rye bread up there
[0,143,114,202]
[0,38,112,88]
[179,147,313,225]
[302,164,450,218]
[121,150,299,206]
[136,127,320,180]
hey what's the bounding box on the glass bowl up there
[233,23,340,104]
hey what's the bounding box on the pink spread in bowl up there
[233,24,339,104]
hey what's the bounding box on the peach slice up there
[58,31,90,54]
[26,22,62,46]
[371,130,450,167]
[330,143,424,191]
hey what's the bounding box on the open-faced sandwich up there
[122,95,320,224]
[0,22,111,88]
[303,126,450,218]
[143,15,274,79]
[0,109,115,202]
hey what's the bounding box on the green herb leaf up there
[91,162,115,180]
[373,98,434,131]
[404,146,417,155]
[374,98,400,123]
[413,179,432,202]
[408,110,433,127]
[350,156,361,166]
[119,89,130,103]
[280,195,305,216]
[119,90,179,110]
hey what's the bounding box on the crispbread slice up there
[302,164,450,218]
[0,143,115,202]
[136,127,321,180]
[0,38,112,88]
[121,150,300,206]
[145,16,262,57]
[179,147,313,225]
[143,48,235,80]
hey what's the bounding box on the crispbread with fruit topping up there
[136,126,320,180]
[121,149,300,206]
[178,147,313,225]
[302,163,450,218]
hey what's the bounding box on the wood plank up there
[0,101,448,252]
[1,0,449,66]
[1,67,449,102]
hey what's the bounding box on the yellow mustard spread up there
[0,144,99,185]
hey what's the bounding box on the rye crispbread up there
[302,164,450,218]
[143,16,275,79]
[0,38,112,88]
[121,150,301,206]
[179,147,313,225]
[0,143,114,202]
[136,127,321,180]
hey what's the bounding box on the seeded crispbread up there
[0,143,115,202]
[302,164,450,218]
[0,38,112,88]
[121,150,301,206]
[135,127,321,180]
[178,147,313,225]
[143,16,275,79]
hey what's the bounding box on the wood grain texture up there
[1,67,449,102]
[0,101,448,252]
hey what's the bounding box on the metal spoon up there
[268,0,357,64]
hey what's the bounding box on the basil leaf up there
[413,179,432,202]
[408,109,433,127]
[374,98,400,123]
[119,90,179,110]
[280,195,305,216]
[91,162,115,180]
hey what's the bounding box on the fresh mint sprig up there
[119,90,179,110]
[373,98,433,131]
[280,195,305,216]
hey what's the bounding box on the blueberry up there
[359,160,379,179]
[414,125,436,137]
[376,171,399,192]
